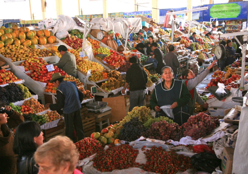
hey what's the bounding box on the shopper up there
[34,136,83,174]
[182,60,218,115]
[122,56,147,111]
[151,42,165,74]
[135,43,145,54]
[55,45,77,77]
[45,73,84,142]
[150,66,191,125]
[146,36,155,56]
[13,121,43,174]
[163,45,180,78]
[0,103,24,174]
[189,32,198,42]
[225,40,236,66]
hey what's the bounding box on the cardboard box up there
[222,147,234,174]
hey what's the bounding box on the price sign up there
[46,64,55,72]
[91,86,97,94]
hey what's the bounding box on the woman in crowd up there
[0,102,24,174]
[34,135,83,174]
[225,39,236,66]
[13,121,44,174]
[189,32,198,42]
[182,60,217,115]
[150,66,191,125]
[146,36,155,56]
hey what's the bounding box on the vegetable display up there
[143,116,174,128]
[0,83,24,105]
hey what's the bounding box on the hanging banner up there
[210,3,241,19]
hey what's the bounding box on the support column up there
[103,0,108,18]
[134,0,138,12]
[152,0,159,23]
[41,0,46,20]
[209,0,214,4]
[187,0,192,21]
[56,0,63,18]
[29,0,33,20]
[78,0,81,15]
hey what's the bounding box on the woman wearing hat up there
[45,73,84,142]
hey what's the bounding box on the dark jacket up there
[56,51,77,77]
[0,110,24,174]
[126,63,147,91]
[189,36,198,42]
[50,81,84,114]
[163,52,180,75]
[153,48,165,74]
[145,42,154,56]
[17,153,38,174]
[225,46,236,66]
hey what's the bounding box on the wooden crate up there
[82,114,96,137]
[42,119,65,142]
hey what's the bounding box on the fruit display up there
[78,87,93,99]
[21,98,45,114]
[23,113,48,125]
[88,37,100,52]
[93,144,139,172]
[0,45,53,62]
[44,83,57,94]
[75,137,103,160]
[212,70,225,78]
[42,110,61,122]
[103,50,126,69]
[94,47,111,57]
[118,62,131,72]
[143,116,174,128]
[143,146,191,173]
[62,36,82,51]
[206,74,240,89]
[69,29,84,39]
[77,59,104,74]
[231,59,241,68]
[224,68,236,79]
[181,112,220,140]
[17,84,32,99]
[0,83,24,104]
[9,103,22,115]
[0,69,21,85]
[118,117,146,141]
[101,77,125,91]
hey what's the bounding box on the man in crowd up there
[189,32,198,42]
[45,73,84,142]
[122,56,147,111]
[151,42,165,74]
[56,45,77,77]
[163,45,179,78]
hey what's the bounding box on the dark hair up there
[13,121,41,156]
[168,45,175,52]
[182,69,190,79]
[0,101,6,108]
[217,28,221,31]
[129,56,138,63]
[227,40,232,45]
[192,32,196,35]
[148,36,154,40]
[142,26,147,29]
[58,45,68,52]
[220,40,226,46]
[136,43,145,49]
[206,32,211,36]
[56,77,64,83]
[151,42,158,47]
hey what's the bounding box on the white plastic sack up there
[83,40,94,61]
[160,105,174,119]
[215,82,226,95]
[38,18,56,29]
[91,18,115,32]
[56,30,69,39]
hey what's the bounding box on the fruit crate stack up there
[81,108,96,137]
[42,119,65,142]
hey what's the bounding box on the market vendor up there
[0,102,24,174]
[182,60,218,115]
[151,43,165,74]
[163,45,179,79]
[189,32,198,42]
[225,40,236,66]
[205,32,211,39]
[146,36,155,56]
[138,26,148,43]
[55,45,77,77]
[45,73,84,142]
[150,66,191,125]
[135,43,145,54]
[122,56,147,111]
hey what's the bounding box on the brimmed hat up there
[50,73,65,83]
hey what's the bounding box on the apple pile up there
[231,60,241,68]
[103,50,126,69]
[212,70,225,78]
[0,69,21,85]
[62,36,82,51]
[21,98,45,114]
[206,74,240,89]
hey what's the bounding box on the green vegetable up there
[201,95,208,102]
[9,103,22,115]
[143,116,174,128]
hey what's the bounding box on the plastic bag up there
[160,105,174,119]
[129,141,169,151]
[56,30,69,39]
[215,82,226,96]
[191,152,221,173]
[193,145,214,154]
[83,40,94,61]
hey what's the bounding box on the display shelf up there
[11,95,38,106]
[0,79,25,87]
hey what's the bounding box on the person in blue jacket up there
[189,32,198,42]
